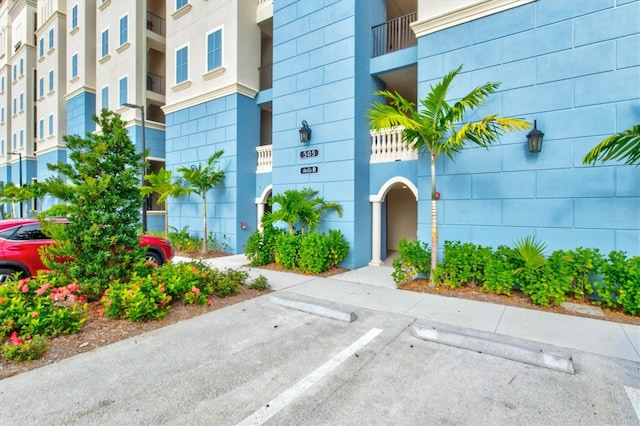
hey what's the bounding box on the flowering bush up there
[102,273,171,322]
[102,261,256,321]
[0,272,87,361]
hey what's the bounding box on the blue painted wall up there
[270,0,386,268]
[416,0,639,256]
[165,93,259,253]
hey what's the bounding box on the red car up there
[0,218,174,283]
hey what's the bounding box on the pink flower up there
[67,283,79,292]
[207,299,213,306]
[30,311,39,318]
[191,286,201,294]
[21,285,29,293]
[10,331,23,345]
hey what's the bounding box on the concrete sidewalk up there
[186,254,640,363]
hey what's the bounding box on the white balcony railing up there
[370,126,418,163]
[256,145,272,173]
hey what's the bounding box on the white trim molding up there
[412,0,536,38]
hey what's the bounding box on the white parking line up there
[237,328,383,426]
[626,386,640,421]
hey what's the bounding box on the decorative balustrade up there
[370,126,418,163]
[256,145,272,173]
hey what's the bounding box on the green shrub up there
[596,251,640,315]
[482,246,517,295]
[249,275,269,290]
[2,334,48,362]
[168,226,201,253]
[274,233,300,270]
[244,224,282,266]
[327,229,349,268]
[392,238,430,285]
[436,241,492,288]
[298,233,330,274]
[213,268,248,297]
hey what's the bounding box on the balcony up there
[259,63,272,91]
[147,11,165,37]
[372,12,417,58]
[147,72,166,95]
[256,145,272,173]
[370,126,418,163]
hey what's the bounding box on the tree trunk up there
[430,153,438,287]
[201,192,207,254]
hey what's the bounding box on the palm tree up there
[176,150,226,253]
[367,65,529,284]
[262,188,342,235]
[141,168,189,236]
[583,124,640,166]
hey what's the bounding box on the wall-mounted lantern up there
[299,120,311,143]
[527,120,544,153]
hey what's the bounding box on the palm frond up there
[583,124,640,166]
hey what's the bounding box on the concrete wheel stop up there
[270,292,357,323]
[412,320,575,374]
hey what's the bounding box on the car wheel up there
[145,251,163,266]
[0,268,22,285]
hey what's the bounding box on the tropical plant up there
[141,167,189,236]
[38,110,146,297]
[367,65,529,284]
[583,124,640,166]
[176,150,226,254]
[262,187,342,235]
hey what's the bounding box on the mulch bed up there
[399,279,640,326]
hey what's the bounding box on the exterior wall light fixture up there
[527,120,544,153]
[299,120,311,143]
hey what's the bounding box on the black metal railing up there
[259,63,273,90]
[146,11,165,37]
[147,72,165,95]
[371,12,417,58]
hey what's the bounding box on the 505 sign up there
[299,149,319,159]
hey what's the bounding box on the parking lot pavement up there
[1,295,639,425]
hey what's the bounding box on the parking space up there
[1,294,639,425]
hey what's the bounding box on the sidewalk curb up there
[412,320,576,374]
[270,292,357,323]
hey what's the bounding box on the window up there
[19,93,23,111]
[12,65,16,81]
[19,129,23,147]
[71,5,78,29]
[71,54,78,78]
[1,107,4,123]
[119,15,128,45]
[119,77,127,106]
[101,86,109,111]
[0,140,4,155]
[19,58,23,75]
[12,133,16,150]
[1,76,4,92]
[39,119,44,139]
[39,77,44,97]
[48,28,54,50]
[176,46,188,84]
[101,29,109,57]
[176,0,188,9]
[13,224,50,241]
[39,37,44,57]
[206,29,222,71]
[12,98,16,114]
[48,114,54,136]
[48,70,54,92]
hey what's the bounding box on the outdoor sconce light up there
[527,120,544,153]
[299,120,311,143]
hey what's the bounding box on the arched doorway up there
[255,184,272,231]
[370,177,417,265]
